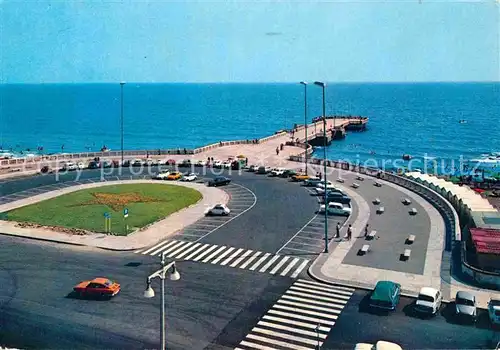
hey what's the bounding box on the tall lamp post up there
[120,81,126,165]
[314,81,329,253]
[300,81,308,175]
[143,253,181,350]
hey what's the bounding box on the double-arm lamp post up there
[313,81,329,253]
[299,81,308,175]
[143,253,181,350]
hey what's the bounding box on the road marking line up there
[280,247,318,254]
[167,242,195,257]
[290,286,351,301]
[221,248,244,266]
[296,279,355,292]
[194,183,257,243]
[246,334,310,350]
[294,282,353,296]
[280,258,299,276]
[258,321,327,339]
[276,215,318,255]
[202,246,227,263]
[273,304,338,320]
[183,244,211,260]
[277,300,341,315]
[286,290,348,305]
[282,294,346,309]
[269,256,289,274]
[294,235,325,242]
[137,239,175,254]
[239,340,279,350]
[191,245,219,261]
[239,251,261,269]
[262,315,330,333]
[259,255,280,273]
[252,327,321,347]
[268,309,335,326]
[150,241,184,256]
[290,260,309,278]
[174,243,202,259]
[230,250,254,267]
[249,253,270,271]
[211,247,235,264]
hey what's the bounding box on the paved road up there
[0,235,299,349]
[325,290,497,349]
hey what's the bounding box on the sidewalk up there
[0,180,228,251]
[307,165,500,308]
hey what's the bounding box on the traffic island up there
[0,180,229,250]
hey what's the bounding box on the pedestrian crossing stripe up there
[235,279,354,350]
[135,240,310,279]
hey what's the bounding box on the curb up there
[0,230,144,252]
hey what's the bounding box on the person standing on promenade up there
[345,224,352,240]
[364,224,369,237]
[336,222,340,238]
[276,147,279,155]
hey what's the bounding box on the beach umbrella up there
[237,155,245,159]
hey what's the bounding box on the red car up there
[73,277,120,298]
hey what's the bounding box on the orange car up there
[73,277,120,298]
[167,171,182,180]
[291,173,310,182]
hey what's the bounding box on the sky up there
[0,0,499,83]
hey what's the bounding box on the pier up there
[0,116,368,176]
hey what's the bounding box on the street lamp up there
[300,82,308,175]
[120,81,126,165]
[314,81,329,253]
[143,253,181,350]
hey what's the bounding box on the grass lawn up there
[6,184,202,235]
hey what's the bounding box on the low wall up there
[461,243,500,289]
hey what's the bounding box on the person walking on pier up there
[276,147,279,156]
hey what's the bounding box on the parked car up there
[208,176,231,187]
[73,277,120,299]
[414,287,442,316]
[179,159,192,168]
[291,173,310,182]
[62,161,78,171]
[280,169,298,178]
[488,298,500,326]
[167,171,182,180]
[303,177,322,187]
[222,161,232,169]
[88,160,100,169]
[76,162,86,170]
[355,340,403,350]
[269,168,286,177]
[369,281,401,311]
[454,291,477,323]
[154,171,170,180]
[39,165,52,174]
[257,166,271,174]
[315,184,339,195]
[316,181,333,188]
[213,160,223,168]
[231,160,245,170]
[247,165,257,172]
[320,193,351,205]
[319,202,352,216]
[102,160,113,168]
[205,204,231,216]
[132,159,143,166]
[194,160,205,167]
[180,173,198,182]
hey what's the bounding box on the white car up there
[414,287,442,315]
[319,202,352,216]
[76,162,86,170]
[180,173,198,182]
[355,340,403,350]
[205,204,231,216]
[315,184,338,195]
[213,160,223,168]
[270,168,286,177]
[154,171,170,180]
[222,161,232,169]
[62,161,78,171]
[316,181,333,189]
[488,298,500,325]
[132,159,144,166]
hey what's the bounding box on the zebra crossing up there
[135,240,310,279]
[235,279,354,350]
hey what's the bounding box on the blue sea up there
[1,83,499,173]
